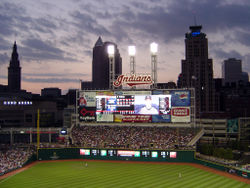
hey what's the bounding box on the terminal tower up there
[8,42,21,92]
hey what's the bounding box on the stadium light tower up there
[128,45,136,89]
[107,44,115,90]
[128,45,136,75]
[150,42,158,89]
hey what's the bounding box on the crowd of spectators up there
[0,145,35,175]
[71,125,196,150]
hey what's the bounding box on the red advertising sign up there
[117,115,152,123]
[79,107,96,121]
[172,107,189,116]
[113,74,153,87]
[171,107,190,122]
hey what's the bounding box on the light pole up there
[107,44,115,90]
[128,45,136,75]
[150,42,158,89]
[128,45,136,89]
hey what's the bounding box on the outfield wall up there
[37,148,249,179]
[38,148,194,162]
[194,158,250,179]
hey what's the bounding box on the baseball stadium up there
[0,89,249,187]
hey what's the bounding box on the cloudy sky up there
[0,0,250,94]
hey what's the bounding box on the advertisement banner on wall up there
[152,90,164,95]
[79,107,96,121]
[79,91,96,107]
[114,115,152,123]
[96,91,114,96]
[171,90,190,107]
[152,115,171,123]
[171,107,190,122]
[114,90,151,96]
[96,114,113,122]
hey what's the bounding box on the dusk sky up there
[0,0,250,94]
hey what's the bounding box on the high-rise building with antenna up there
[179,25,214,117]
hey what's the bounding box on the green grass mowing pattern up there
[0,161,248,188]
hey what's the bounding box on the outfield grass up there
[0,161,248,188]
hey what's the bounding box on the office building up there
[222,58,249,86]
[81,37,122,90]
[179,25,214,116]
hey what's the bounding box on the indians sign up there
[113,74,153,87]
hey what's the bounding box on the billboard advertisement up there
[117,150,140,157]
[170,151,177,158]
[96,91,114,96]
[79,91,96,107]
[152,115,171,123]
[171,90,190,107]
[114,115,152,123]
[96,114,113,122]
[79,107,96,121]
[171,107,190,122]
[80,149,90,156]
[114,90,151,96]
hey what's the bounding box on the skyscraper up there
[179,25,214,116]
[8,42,21,92]
[82,37,122,90]
[222,58,249,86]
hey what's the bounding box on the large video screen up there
[96,94,171,115]
[79,90,191,123]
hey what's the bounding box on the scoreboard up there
[78,90,192,123]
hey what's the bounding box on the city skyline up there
[0,0,250,94]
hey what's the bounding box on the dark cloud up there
[31,17,58,34]
[110,0,250,45]
[0,37,11,50]
[21,38,78,62]
[211,49,242,60]
[236,31,250,47]
[23,38,63,54]
[0,14,14,36]
[0,53,9,65]
[0,2,26,36]
[71,11,111,36]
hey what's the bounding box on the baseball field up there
[0,160,249,188]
